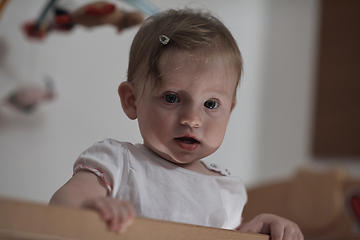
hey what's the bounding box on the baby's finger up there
[119,202,136,232]
[111,202,135,233]
[82,198,112,221]
[124,201,136,220]
[239,220,270,235]
[282,227,294,240]
[107,202,122,232]
[241,225,259,233]
[269,224,284,240]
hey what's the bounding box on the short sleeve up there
[73,139,129,197]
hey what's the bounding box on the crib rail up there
[0,197,268,240]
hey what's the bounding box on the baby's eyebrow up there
[208,88,231,96]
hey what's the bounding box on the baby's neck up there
[142,144,223,176]
[178,161,223,177]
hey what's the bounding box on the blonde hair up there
[127,8,243,96]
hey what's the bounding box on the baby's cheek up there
[205,123,228,148]
[141,118,169,146]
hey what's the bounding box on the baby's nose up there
[179,109,202,128]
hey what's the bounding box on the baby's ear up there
[118,82,137,120]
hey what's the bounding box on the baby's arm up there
[50,171,135,233]
[237,214,303,240]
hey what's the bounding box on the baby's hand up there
[81,197,135,233]
[237,214,303,240]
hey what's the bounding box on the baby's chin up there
[158,149,216,166]
[144,141,219,164]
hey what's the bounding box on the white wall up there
[255,0,360,182]
[0,0,359,204]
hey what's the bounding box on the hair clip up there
[159,35,170,45]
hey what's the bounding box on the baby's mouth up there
[174,137,200,151]
[175,137,200,145]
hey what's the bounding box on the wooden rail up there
[0,197,269,240]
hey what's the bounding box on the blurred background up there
[0,0,359,205]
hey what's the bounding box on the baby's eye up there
[164,94,179,103]
[204,99,219,109]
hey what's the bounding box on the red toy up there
[23,1,144,40]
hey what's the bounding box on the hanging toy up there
[5,77,55,114]
[71,1,143,32]
[22,0,153,40]
[22,0,59,39]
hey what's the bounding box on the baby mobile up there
[1,0,155,114]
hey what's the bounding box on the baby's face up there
[135,51,237,165]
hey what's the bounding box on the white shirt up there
[74,139,247,229]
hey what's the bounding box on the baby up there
[50,8,303,240]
